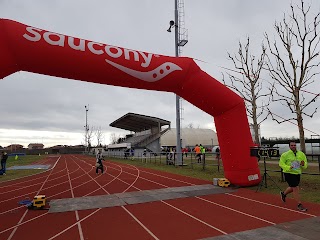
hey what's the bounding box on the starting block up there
[218,178,231,188]
[213,178,231,187]
[29,195,46,209]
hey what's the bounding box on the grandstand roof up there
[109,112,170,132]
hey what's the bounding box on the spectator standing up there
[279,142,308,211]
[124,148,129,159]
[194,144,201,163]
[1,151,8,175]
[96,149,104,174]
[130,148,135,160]
[182,148,187,157]
[186,147,190,157]
[143,148,147,162]
[215,147,221,161]
[200,144,205,162]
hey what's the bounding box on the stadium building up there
[106,112,218,157]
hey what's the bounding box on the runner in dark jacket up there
[95,149,104,174]
[1,151,8,175]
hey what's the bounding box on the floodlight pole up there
[168,0,187,166]
[174,0,182,166]
[84,105,89,153]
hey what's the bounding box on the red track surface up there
[0,155,319,240]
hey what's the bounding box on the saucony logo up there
[22,26,183,82]
[106,59,182,82]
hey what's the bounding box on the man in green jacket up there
[279,141,308,211]
[200,144,205,163]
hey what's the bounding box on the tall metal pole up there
[84,105,89,153]
[174,0,182,166]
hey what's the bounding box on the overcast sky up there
[1,0,320,148]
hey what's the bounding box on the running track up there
[0,154,319,240]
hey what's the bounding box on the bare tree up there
[83,125,94,152]
[87,125,94,149]
[186,123,194,128]
[265,0,320,152]
[110,133,118,144]
[94,126,104,147]
[223,37,269,144]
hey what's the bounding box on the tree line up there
[223,0,320,153]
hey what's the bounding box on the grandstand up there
[107,112,219,158]
[108,113,171,155]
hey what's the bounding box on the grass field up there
[1,154,319,204]
[0,155,45,181]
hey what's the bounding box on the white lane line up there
[1,156,249,240]
[0,206,25,216]
[71,155,112,195]
[109,162,197,186]
[116,164,160,240]
[7,156,61,240]
[2,156,223,239]
[106,163,228,237]
[48,155,121,240]
[121,206,160,240]
[0,166,80,196]
[115,161,313,219]
[61,158,191,240]
[42,171,94,199]
[0,167,81,206]
[0,156,96,237]
[195,196,275,225]
[122,165,140,192]
[106,165,168,188]
[225,193,317,217]
[75,155,142,194]
[82,166,123,197]
[0,212,49,235]
[63,156,160,240]
[47,209,101,240]
[109,162,276,227]
[131,162,316,220]
[79,156,140,190]
[161,201,228,234]
[50,156,60,170]
[65,157,84,240]
[0,167,90,208]
[6,210,29,240]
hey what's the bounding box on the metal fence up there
[103,150,320,177]
[103,151,223,172]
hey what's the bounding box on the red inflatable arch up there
[0,19,261,186]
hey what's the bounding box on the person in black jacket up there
[1,151,8,175]
[215,147,221,161]
[95,149,104,174]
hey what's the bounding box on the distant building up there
[71,145,85,149]
[5,144,24,151]
[160,128,218,148]
[28,143,44,150]
[46,145,85,154]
